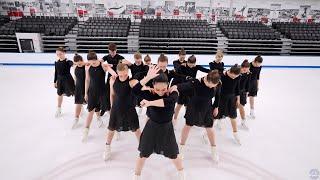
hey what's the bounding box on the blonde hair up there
[134,51,142,59]
[215,49,224,58]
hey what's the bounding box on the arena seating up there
[78,17,130,37]
[140,19,216,39]
[219,21,281,40]
[0,16,77,36]
[0,15,10,27]
[272,22,320,41]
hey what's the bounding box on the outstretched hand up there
[146,65,160,80]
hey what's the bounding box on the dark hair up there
[152,70,168,85]
[187,55,196,64]
[108,43,117,51]
[241,59,250,68]
[254,55,263,63]
[117,63,128,71]
[179,48,186,55]
[87,50,97,60]
[73,53,83,62]
[230,64,241,75]
[56,47,66,53]
[158,53,168,63]
[207,70,221,84]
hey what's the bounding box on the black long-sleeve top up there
[54,59,73,83]
[177,78,221,109]
[133,68,187,87]
[239,72,251,92]
[129,63,149,80]
[209,61,225,74]
[249,62,262,80]
[177,64,210,78]
[132,82,178,124]
[102,54,125,78]
[220,72,240,96]
[173,59,187,71]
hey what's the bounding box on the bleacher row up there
[78,17,130,37]
[0,16,319,41]
[0,16,78,36]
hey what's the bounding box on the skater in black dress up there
[103,63,141,160]
[72,54,86,129]
[248,55,263,119]
[238,60,251,129]
[209,50,225,74]
[173,48,187,71]
[132,65,185,180]
[53,47,75,118]
[173,55,210,127]
[82,50,117,142]
[216,64,242,145]
[102,43,125,115]
[122,52,149,114]
[170,70,221,162]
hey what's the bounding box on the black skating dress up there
[54,59,75,97]
[74,66,86,104]
[108,77,139,132]
[178,78,221,127]
[248,62,262,97]
[132,82,179,159]
[87,62,107,112]
[239,72,251,106]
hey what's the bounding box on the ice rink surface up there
[0,65,320,180]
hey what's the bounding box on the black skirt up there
[217,94,237,119]
[138,120,179,159]
[185,105,214,128]
[87,91,107,113]
[108,107,139,132]
[74,84,86,104]
[248,79,258,97]
[56,75,75,97]
[239,90,247,106]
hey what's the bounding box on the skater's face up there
[204,77,218,88]
[157,61,168,72]
[228,72,240,79]
[153,83,168,96]
[74,61,85,67]
[241,67,249,73]
[117,70,128,81]
[135,58,142,65]
[255,62,262,67]
[109,50,117,57]
[179,55,186,61]
[144,60,151,65]
[56,50,65,60]
[187,62,196,68]
[215,54,223,62]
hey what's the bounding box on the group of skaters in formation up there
[53,43,262,180]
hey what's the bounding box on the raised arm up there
[196,65,210,73]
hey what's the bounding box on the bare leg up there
[172,157,184,171]
[57,95,63,108]
[230,118,238,132]
[106,130,115,144]
[238,104,246,120]
[249,96,254,110]
[85,110,95,128]
[180,125,192,145]
[205,127,216,146]
[134,129,141,141]
[135,157,147,175]
[75,104,82,119]
[173,104,183,122]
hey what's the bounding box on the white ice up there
[0,65,320,180]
